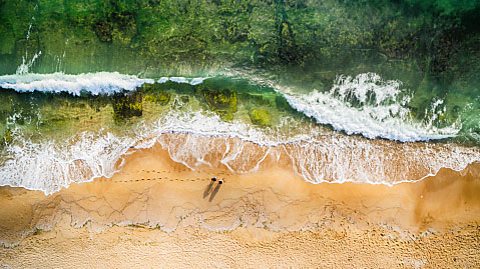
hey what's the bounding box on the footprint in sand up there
[113,175,215,183]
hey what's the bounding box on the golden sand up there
[0,143,479,268]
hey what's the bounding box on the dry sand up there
[0,143,479,268]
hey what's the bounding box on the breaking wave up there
[0,71,478,194]
[0,72,207,96]
[280,73,460,142]
[0,71,463,142]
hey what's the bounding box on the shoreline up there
[1,142,479,267]
[3,131,479,195]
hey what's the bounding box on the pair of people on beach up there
[204,176,224,201]
[210,177,223,184]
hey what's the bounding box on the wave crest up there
[0,72,154,95]
[282,73,460,142]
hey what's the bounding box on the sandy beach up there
[1,141,479,268]
[1,1,479,268]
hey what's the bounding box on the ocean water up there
[0,71,478,194]
[0,0,479,194]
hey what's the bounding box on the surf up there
[0,71,478,194]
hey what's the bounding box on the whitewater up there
[0,71,478,194]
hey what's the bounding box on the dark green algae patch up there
[0,77,305,145]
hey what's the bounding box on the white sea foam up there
[280,73,460,142]
[0,109,290,194]
[0,132,134,194]
[158,76,207,85]
[152,111,479,185]
[0,73,209,96]
[0,72,154,95]
[0,109,478,195]
[16,51,42,75]
[284,137,480,185]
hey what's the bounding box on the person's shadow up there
[203,178,216,198]
[203,178,223,202]
[208,181,222,202]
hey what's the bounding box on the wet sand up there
[0,143,479,268]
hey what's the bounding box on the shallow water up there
[0,72,478,194]
[0,0,479,193]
